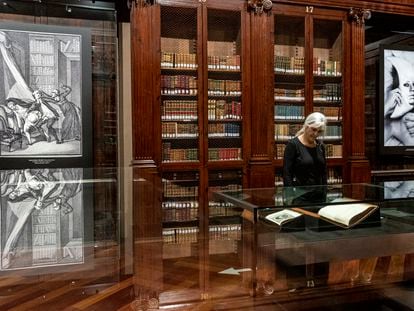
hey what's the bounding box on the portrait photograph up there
[0,22,92,168]
[380,45,414,155]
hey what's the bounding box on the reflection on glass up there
[384,180,414,199]
[0,168,83,270]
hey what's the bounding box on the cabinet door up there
[273,14,306,161]
[312,18,344,183]
[161,171,201,292]
[206,8,243,163]
[160,6,200,164]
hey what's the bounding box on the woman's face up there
[401,79,414,105]
[305,124,324,142]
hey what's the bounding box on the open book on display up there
[292,197,379,229]
[264,209,302,226]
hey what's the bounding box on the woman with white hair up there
[283,112,328,186]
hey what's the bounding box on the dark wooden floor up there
[2,238,414,310]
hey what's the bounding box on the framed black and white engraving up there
[380,45,414,155]
[0,168,93,272]
[0,22,92,168]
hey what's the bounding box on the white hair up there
[295,112,327,137]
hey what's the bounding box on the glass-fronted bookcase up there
[273,5,345,186]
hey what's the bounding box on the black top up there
[283,136,327,186]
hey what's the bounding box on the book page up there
[265,209,302,226]
[318,203,377,227]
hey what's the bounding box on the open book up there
[264,209,302,226]
[292,198,379,229]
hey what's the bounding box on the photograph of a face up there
[0,168,84,270]
[380,46,414,153]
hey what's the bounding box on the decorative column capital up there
[349,8,371,25]
[247,0,272,15]
[128,0,155,9]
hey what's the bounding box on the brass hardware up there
[306,6,313,13]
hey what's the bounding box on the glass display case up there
[214,183,414,301]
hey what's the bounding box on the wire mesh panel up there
[207,9,242,162]
[313,19,343,160]
[161,6,199,163]
[274,15,305,160]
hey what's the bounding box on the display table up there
[214,183,414,296]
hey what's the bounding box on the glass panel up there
[207,9,242,161]
[161,171,200,290]
[313,19,343,160]
[274,15,305,159]
[160,6,199,163]
[207,169,245,298]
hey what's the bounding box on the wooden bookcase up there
[130,0,370,306]
[272,5,346,185]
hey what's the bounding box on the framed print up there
[0,22,92,168]
[0,168,93,272]
[380,45,414,155]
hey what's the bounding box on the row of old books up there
[31,66,55,75]
[30,37,54,53]
[325,125,342,139]
[162,122,198,138]
[313,106,342,121]
[161,75,198,95]
[274,124,302,139]
[161,100,198,120]
[209,224,241,240]
[161,52,197,69]
[163,182,198,198]
[314,83,342,102]
[208,148,242,161]
[163,224,241,244]
[274,88,304,101]
[209,202,241,217]
[275,142,342,158]
[208,123,241,137]
[30,54,54,67]
[162,201,199,222]
[274,167,343,186]
[274,105,304,120]
[313,58,341,76]
[163,227,199,244]
[274,55,305,74]
[208,79,242,96]
[325,144,342,158]
[162,144,198,162]
[208,55,241,71]
[208,100,242,120]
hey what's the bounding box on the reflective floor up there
[1,169,414,310]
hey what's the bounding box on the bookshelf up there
[160,6,199,163]
[131,0,371,307]
[29,35,56,94]
[273,9,345,184]
[207,9,243,162]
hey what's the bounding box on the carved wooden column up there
[130,1,162,309]
[247,7,275,187]
[344,8,371,183]
[130,1,159,168]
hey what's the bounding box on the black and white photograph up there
[0,23,91,168]
[0,168,85,271]
[384,180,414,199]
[380,45,414,154]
